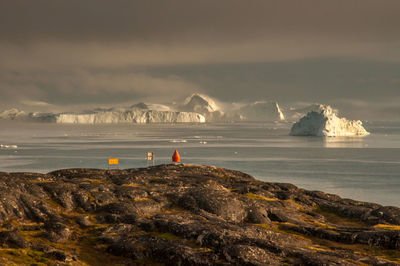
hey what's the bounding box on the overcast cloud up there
[0,0,399,120]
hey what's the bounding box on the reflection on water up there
[323,136,366,148]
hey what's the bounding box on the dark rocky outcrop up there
[0,164,399,265]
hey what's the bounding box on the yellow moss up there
[19,230,41,241]
[153,232,181,241]
[0,248,50,265]
[245,193,278,201]
[215,175,230,179]
[275,222,313,242]
[275,221,297,227]
[73,236,133,265]
[312,220,336,230]
[122,183,140,187]
[20,223,132,265]
[308,246,330,252]
[95,200,120,207]
[195,247,213,252]
[44,198,63,210]
[314,207,370,227]
[373,224,400,231]
[288,229,400,264]
[284,199,305,211]
[133,197,152,202]
[28,180,54,184]
[81,178,104,184]
[2,220,43,233]
[87,192,96,202]
[159,232,180,241]
[21,222,44,227]
[270,219,400,264]
[255,223,273,229]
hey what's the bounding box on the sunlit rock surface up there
[0,164,398,264]
[290,105,370,137]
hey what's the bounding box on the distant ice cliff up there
[290,105,369,137]
[177,94,285,122]
[0,108,205,124]
[56,109,205,124]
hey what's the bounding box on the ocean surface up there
[0,120,399,207]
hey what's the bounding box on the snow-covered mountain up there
[289,105,369,137]
[237,101,285,121]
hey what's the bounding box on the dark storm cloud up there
[1,0,400,43]
[0,0,399,120]
[2,0,400,66]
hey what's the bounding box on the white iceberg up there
[178,94,227,122]
[181,93,220,113]
[0,107,205,124]
[0,95,290,124]
[55,109,205,124]
[0,144,18,149]
[177,94,285,122]
[289,105,370,137]
[0,108,27,120]
[237,101,285,121]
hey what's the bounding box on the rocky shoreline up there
[0,164,399,265]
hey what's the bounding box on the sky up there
[0,0,399,120]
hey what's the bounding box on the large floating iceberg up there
[178,94,227,122]
[0,108,205,124]
[181,94,219,113]
[56,109,205,124]
[289,105,369,137]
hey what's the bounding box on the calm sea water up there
[0,121,399,207]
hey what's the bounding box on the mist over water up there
[0,120,399,206]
